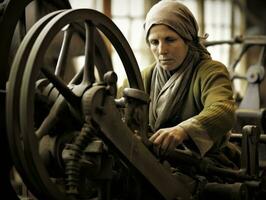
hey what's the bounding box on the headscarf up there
[144,0,211,131]
[144,0,210,58]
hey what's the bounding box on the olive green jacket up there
[119,59,235,156]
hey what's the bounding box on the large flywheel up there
[1,1,112,199]
[6,8,146,200]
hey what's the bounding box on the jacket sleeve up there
[179,61,236,156]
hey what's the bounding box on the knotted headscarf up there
[145,0,211,131]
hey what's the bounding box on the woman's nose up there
[158,43,168,54]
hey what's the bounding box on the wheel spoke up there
[41,66,80,106]
[55,25,73,77]
[35,95,67,139]
[82,21,95,84]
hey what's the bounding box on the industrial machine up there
[1,2,266,200]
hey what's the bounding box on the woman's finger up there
[149,130,161,142]
[160,134,171,151]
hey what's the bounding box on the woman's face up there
[148,24,188,71]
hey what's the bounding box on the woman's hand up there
[149,125,188,156]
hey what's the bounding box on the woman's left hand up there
[149,125,188,156]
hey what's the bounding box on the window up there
[111,0,148,85]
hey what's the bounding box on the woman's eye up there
[165,37,176,42]
[149,40,158,45]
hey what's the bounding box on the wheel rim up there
[8,8,144,200]
[6,10,65,199]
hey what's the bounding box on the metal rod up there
[55,25,73,77]
[41,67,80,106]
[83,21,95,84]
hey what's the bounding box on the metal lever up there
[241,125,260,177]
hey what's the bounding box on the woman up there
[140,0,236,158]
[117,0,237,195]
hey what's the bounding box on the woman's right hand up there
[149,125,188,156]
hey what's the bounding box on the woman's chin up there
[161,64,177,71]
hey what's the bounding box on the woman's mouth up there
[160,59,173,64]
